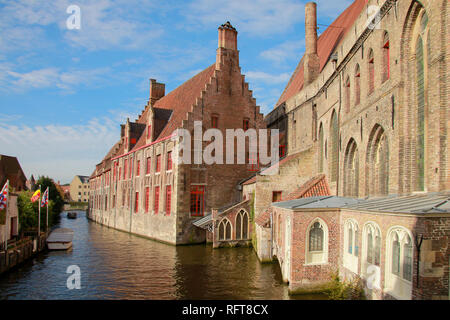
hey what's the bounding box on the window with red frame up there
[243,119,249,131]
[211,115,218,128]
[136,160,140,176]
[156,155,161,172]
[154,186,160,213]
[368,50,375,94]
[124,159,128,179]
[279,145,286,158]
[167,152,172,171]
[165,185,172,215]
[190,185,205,216]
[146,157,151,174]
[383,34,390,82]
[145,187,150,213]
[135,191,139,213]
[272,191,282,203]
[249,153,260,172]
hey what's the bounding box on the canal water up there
[0,211,325,300]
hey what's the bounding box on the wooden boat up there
[67,211,77,219]
[46,228,74,250]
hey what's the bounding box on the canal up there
[0,211,325,300]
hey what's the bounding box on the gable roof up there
[128,64,216,155]
[0,154,27,189]
[255,174,331,228]
[276,0,366,106]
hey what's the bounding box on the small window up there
[146,157,151,175]
[131,138,136,144]
[165,185,172,215]
[145,187,150,213]
[135,192,139,213]
[272,191,282,203]
[279,145,286,158]
[154,186,160,213]
[382,33,390,82]
[243,119,249,131]
[211,115,218,129]
[136,160,140,176]
[156,155,161,173]
[167,151,172,171]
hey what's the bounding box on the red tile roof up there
[128,64,216,154]
[276,0,366,106]
[255,174,331,228]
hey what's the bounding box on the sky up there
[0,0,353,184]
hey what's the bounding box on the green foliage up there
[17,177,63,233]
[326,271,366,300]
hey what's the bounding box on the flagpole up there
[46,188,49,232]
[38,185,41,249]
[4,180,9,263]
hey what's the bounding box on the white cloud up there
[244,71,291,84]
[260,39,305,65]
[0,117,119,184]
[1,66,111,93]
[183,0,304,35]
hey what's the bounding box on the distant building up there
[26,175,36,191]
[60,185,71,201]
[0,154,27,192]
[70,175,89,202]
[0,155,24,249]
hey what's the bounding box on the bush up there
[327,271,366,300]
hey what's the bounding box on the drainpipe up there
[414,234,424,289]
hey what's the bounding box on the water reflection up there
[0,211,321,300]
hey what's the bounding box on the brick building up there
[89,22,265,245]
[250,0,449,300]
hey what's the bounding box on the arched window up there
[218,219,232,241]
[310,222,324,252]
[385,227,413,299]
[345,76,351,113]
[344,219,359,273]
[235,210,249,240]
[330,111,339,182]
[344,139,359,197]
[306,219,328,265]
[368,49,375,94]
[382,32,390,82]
[416,36,425,191]
[355,64,361,105]
[366,125,389,196]
[318,123,324,172]
[363,222,382,267]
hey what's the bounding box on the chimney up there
[149,79,165,106]
[304,2,320,85]
[216,21,238,70]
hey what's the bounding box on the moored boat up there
[67,211,77,219]
[46,228,74,250]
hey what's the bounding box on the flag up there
[0,181,8,210]
[31,189,41,203]
[41,188,49,208]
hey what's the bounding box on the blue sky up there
[0,0,352,184]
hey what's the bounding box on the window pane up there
[403,237,413,281]
[348,225,353,254]
[367,231,373,264]
[309,222,323,252]
[392,236,400,275]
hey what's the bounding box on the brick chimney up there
[304,2,320,85]
[149,79,165,106]
[216,21,239,70]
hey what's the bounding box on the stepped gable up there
[276,0,366,106]
[129,64,216,153]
